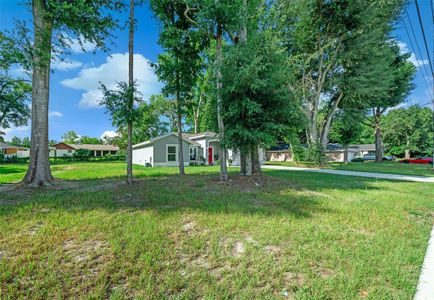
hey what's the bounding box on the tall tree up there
[18,0,123,186]
[382,105,432,158]
[221,30,299,176]
[61,130,80,144]
[151,0,205,176]
[276,0,406,163]
[0,33,31,138]
[361,43,415,162]
[126,0,135,184]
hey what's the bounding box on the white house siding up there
[133,145,154,166]
[56,149,74,157]
[194,138,207,163]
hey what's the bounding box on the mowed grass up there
[0,161,217,184]
[0,162,433,299]
[266,160,434,177]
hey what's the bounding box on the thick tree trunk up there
[23,0,54,187]
[404,139,410,159]
[126,0,134,184]
[343,146,349,164]
[216,23,228,181]
[240,151,246,175]
[320,92,343,148]
[251,145,261,174]
[245,148,252,176]
[374,118,383,162]
[176,90,185,176]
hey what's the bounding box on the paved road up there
[262,165,434,183]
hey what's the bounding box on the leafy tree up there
[0,33,31,136]
[328,109,364,163]
[382,105,433,158]
[22,136,31,148]
[61,131,80,144]
[13,0,124,186]
[360,43,415,162]
[10,136,22,146]
[275,0,406,163]
[79,136,102,145]
[99,81,142,155]
[151,0,206,176]
[221,30,299,174]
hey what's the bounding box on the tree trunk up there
[245,148,252,176]
[22,0,54,187]
[374,116,383,162]
[240,151,246,175]
[176,90,185,176]
[216,23,228,181]
[126,0,134,184]
[251,145,261,174]
[404,138,410,159]
[344,145,348,164]
[320,92,343,148]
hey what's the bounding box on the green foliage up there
[74,149,91,157]
[61,131,80,144]
[382,105,433,157]
[99,81,142,130]
[329,109,365,146]
[221,31,300,152]
[79,136,102,145]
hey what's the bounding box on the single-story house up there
[53,143,120,157]
[266,143,377,163]
[132,131,265,167]
[0,142,27,157]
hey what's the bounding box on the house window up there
[167,145,178,162]
[190,147,197,161]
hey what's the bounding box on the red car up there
[400,157,433,164]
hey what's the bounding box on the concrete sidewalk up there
[262,165,434,183]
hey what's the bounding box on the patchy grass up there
[0,162,433,299]
[0,162,217,184]
[266,160,434,177]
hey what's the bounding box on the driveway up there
[262,165,434,183]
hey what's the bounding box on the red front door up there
[208,147,213,165]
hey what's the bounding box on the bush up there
[351,157,364,162]
[305,144,325,165]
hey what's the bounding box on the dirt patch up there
[309,261,334,279]
[231,241,245,257]
[182,221,196,233]
[61,238,113,283]
[284,271,306,286]
[264,245,282,255]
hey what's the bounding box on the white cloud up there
[397,41,429,68]
[68,36,97,54]
[49,111,63,118]
[51,59,82,71]
[100,130,118,139]
[61,53,162,108]
[3,125,30,141]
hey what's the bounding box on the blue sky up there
[0,0,432,142]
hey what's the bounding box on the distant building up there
[265,143,377,163]
[0,142,27,157]
[52,143,120,157]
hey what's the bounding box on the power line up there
[405,8,432,88]
[414,0,434,76]
[401,17,434,99]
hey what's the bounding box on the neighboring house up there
[132,131,265,167]
[132,132,219,167]
[52,143,120,157]
[265,143,377,163]
[0,142,27,157]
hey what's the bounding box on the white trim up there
[166,144,178,163]
[415,226,434,300]
[189,146,198,161]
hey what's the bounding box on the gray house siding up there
[153,135,191,166]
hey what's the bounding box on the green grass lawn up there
[266,160,434,177]
[0,162,433,299]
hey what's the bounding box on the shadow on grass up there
[0,169,387,220]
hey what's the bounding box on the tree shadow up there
[0,170,388,219]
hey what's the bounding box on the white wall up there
[56,149,74,157]
[132,146,154,166]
